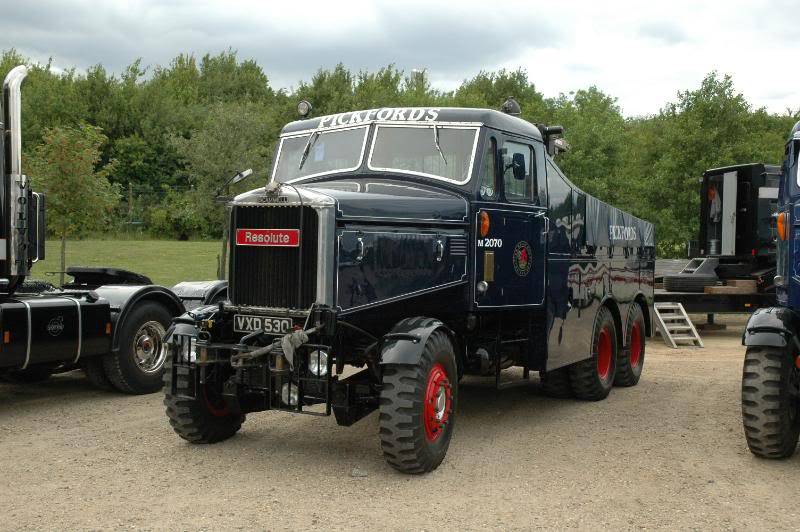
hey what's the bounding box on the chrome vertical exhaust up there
[4,65,29,275]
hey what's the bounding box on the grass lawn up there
[31,239,223,287]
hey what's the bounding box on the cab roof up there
[280,106,544,141]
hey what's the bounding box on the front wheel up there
[164,358,244,444]
[741,346,800,458]
[379,330,458,474]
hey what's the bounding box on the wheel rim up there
[630,321,642,368]
[133,321,167,373]
[424,363,452,442]
[597,327,612,380]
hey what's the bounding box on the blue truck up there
[741,121,800,458]
[163,99,656,473]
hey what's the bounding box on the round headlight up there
[281,382,299,406]
[308,349,329,377]
[297,100,312,117]
[177,336,197,362]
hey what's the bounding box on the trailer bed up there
[654,288,774,313]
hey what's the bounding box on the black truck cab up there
[164,104,655,473]
[0,66,187,393]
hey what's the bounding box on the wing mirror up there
[215,168,253,203]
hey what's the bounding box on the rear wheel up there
[164,358,244,444]
[103,301,172,394]
[741,346,800,459]
[379,330,457,474]
[569,306,617,401]
[615,303,646,387]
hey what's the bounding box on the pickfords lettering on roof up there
[317,108,441,128]
[280,107,545,139]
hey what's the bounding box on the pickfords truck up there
[164,99,656,473]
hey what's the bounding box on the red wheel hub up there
[424,363,452,442]
[203,384,230,417]
[630,321,642,368]
[597,327,612,380]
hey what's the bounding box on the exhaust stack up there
[3,65,29,280]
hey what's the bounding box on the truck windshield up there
[368,125,479,184]
[273,125,369,182]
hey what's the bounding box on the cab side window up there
[478,137,498,201]
[503,141,535,203]
[546,159,572,255]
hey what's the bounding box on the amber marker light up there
[777,212,788,241]
[479,210,490,237]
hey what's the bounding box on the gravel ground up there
[1,315,798,530]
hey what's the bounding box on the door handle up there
[535,211,549,236]
[434,239,444,262]
[356,237,365,262]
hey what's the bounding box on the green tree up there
[28,125,119,284]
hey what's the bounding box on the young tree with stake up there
[29,124,119,285]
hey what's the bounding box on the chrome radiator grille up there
[229,205,318,308]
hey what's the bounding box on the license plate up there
[234,314,293,334]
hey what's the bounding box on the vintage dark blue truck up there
[0,66,200,393]
[164,100,656,473]
[741,120,800,458]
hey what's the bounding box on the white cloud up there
[2,0,798,116]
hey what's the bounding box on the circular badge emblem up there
[513,241,533,277]
[47,316,64,336]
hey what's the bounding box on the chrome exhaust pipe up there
[4,65,29,275]
[5,65,27,183]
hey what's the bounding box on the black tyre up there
[615,303,646,387]
[379,329,458,474]
[540,366,573,398]
[741,346,800,459]
[164,358,244,444]
[663,273,717,293]
[103,301,172,394]
[82,357,114,391]
[569,306,617,401]
[3,366,53,383]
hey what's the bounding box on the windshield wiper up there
[433,124,447,166]
[298,130,320,171]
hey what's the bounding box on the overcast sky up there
[3,0,798,117]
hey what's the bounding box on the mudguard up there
[742,307,800,349]
[164,305,218,344]
[379,316,454,366]
[92,285,185,353]
[171,280,228,311]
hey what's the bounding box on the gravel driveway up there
[1,316,798,530]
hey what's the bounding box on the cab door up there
[474,136,546,308]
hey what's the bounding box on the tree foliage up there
[3,49,798,255]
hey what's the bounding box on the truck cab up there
[164,103,656,473]
[0,66,186,394]
[740,121,800,458]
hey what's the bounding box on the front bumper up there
[166,305,378,426]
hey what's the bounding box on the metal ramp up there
[654,302,704,348]
[678,257,718,275]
